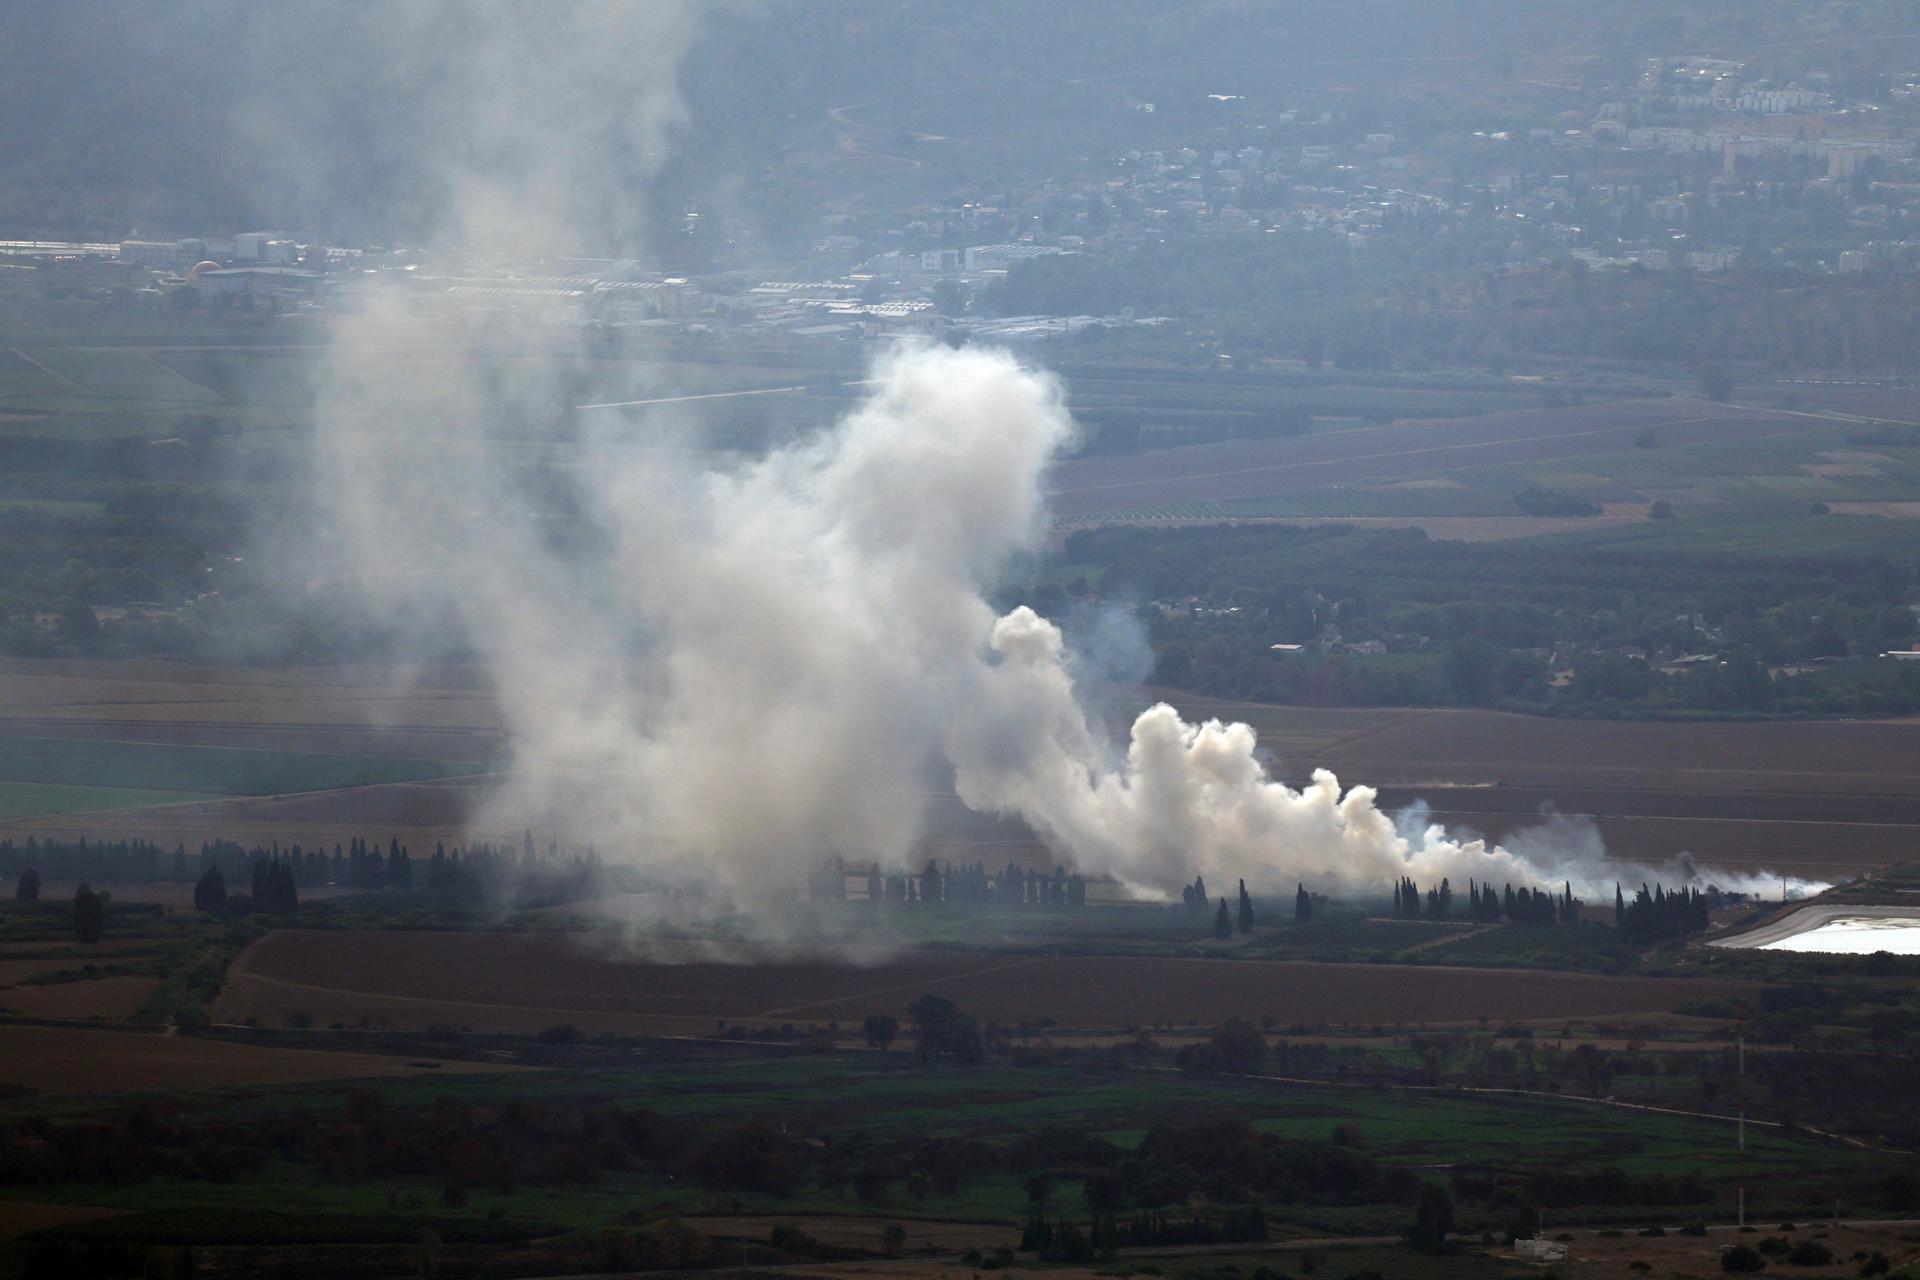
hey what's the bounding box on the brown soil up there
[0,975,159,1020]
[215,931,1762,1036]
[1559,1219,1919,1279]
[0,1201,128,1242]
[7,666,1918,883]
[0,1023,522,1094]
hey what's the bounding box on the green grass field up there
[0,779,209,820]
[0,1049,1874,1250]
[1086,424,1920,547]
[0,735,480,798]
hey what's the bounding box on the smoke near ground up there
[318,334,1820,904]
[297,5,1822,909]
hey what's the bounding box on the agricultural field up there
[1083,694,1920,884]
[1047,397,1820,518]
[0,735,479,798]
[0,1023,520,1095]
[8,666,1919,884]
[213,929,1764,1036]
[0,657,505,743]
[1064,413,1920,551]
[0,781,205,821]
[0,729,483,835]
[0,658,501,834]
[0,1043,1895,1277]
[1743,379,1920,424]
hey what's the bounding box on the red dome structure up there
[187,260,223,280]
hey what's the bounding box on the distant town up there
[6,48,1919,364]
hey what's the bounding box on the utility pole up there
[1737,1035,1747,1229]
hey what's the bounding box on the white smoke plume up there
[320,335,1817,904]
[295,5,1821,909]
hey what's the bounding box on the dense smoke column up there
[292,6,1822,908]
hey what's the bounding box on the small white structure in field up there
[1515,1237,1568,1262]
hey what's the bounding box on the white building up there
[194,267,325,302]
[963,244,1064,272]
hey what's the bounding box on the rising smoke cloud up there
[299,5,1820,909]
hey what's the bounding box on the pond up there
[1757,912,1920,955]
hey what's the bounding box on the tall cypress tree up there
[1236,879,1254,933]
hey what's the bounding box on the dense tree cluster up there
[247,857,299,915]
[0,830,605,911]
[1175,1018,1266,1075]
[1060,523,1920,717]
[0,1070,1419,1243]
[191,865,225,912]
[1022,1204,1268,1260]
[1393,877,1582,925]
[70,882,106,944]
[1615,882,1712,945]
[905,994,984,1065]
[1451,1164,1710,1210]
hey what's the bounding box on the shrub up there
[1787,1241,1833,1267]
[1721,1244,1765,1273]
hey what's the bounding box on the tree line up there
[1391,877,1583,926]
[1614,881,1712,945]
[2,830,609,911]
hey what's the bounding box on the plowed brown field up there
[215,930,1762,1036]
[0,1023,522,1094]
[0,975,158,1020]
